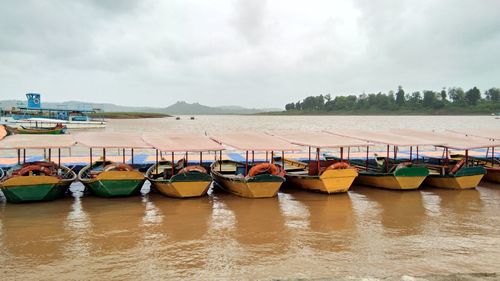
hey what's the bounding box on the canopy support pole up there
[445,147,449,166]
[347,147,350,160]
[465,150,469,167]
[48,149,51,162]
[266,151,268,162]
[410,146,413,161]
[245,151,249,176]
[90,148,92,165]
[103,148,106,169]
[171,152,175,176]
[200,152,202,165]
[492,147,495,166]
[219,150,222,171]
[394,146,397,160]
[340,147,344,161]
[122,148,125,163]
[185,152,188,164]
[385,145,389,172]
[155,149,159,174]
[271,151,274,163]
[316,147,321,176]
[252,151,254,164]
[416,146,419,164]
[365,146,369,171]
[131,148,134,164]
[282,150,285,170]
[58,148,61,167]
[44,149,46,160]
[17,149,20,165]
[308,147,311,162]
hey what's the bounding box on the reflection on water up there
[354,187,426,236]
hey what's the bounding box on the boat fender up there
[326,162,350,170]
[248,163,283,177]
[13,164,54,177]
[449,159,466,174]
[178,165,207,174]
[395,162,412,170]
[104,163,134,172]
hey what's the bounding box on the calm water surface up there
[1,116,500,280]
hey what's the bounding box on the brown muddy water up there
[1,116,500,280]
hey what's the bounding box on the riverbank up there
[258,109,498,116]
[89,112,171,119]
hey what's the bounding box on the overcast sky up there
[1,0,499,108]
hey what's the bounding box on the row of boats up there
[0,129,499,203]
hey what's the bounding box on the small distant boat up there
[75,132,150,197]
[209,133,300,198]
[0,135,77,203]
[271,132,365,194]
[176,117,181,120]
[143,133,224,198]
[190,116,195,120]
[326,130,430,190]
[5,123,66,135]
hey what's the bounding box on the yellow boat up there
[142,133,224,198]
[394,129,491,189]
[0,135,77,203]
[209,132,300,198]
[326,129,432,190]
[211,160,285,198]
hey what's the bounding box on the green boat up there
[5,123,67,135]
[74,132,151,198]
[78,160,146,197]
[0,134,77,203]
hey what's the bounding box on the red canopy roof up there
[210,132,301,151]
[142,133,224,152]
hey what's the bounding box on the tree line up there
[284,86,500,113]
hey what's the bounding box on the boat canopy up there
[0,135,75,149]
[447,128,500,141]
[271,131,373,148]
[210,132,301,151]
[0,125,6,140]
[393,129,498,150]
[142,133,224,152]
[74,132,152,149]
[325,129,439,146]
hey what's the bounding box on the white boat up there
[1,117,106,129]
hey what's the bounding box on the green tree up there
[485,88,500,102]
[285,103,295,111]
[448,87,465,104]
[395,86,405,106]
[465,87,481,105]
[423,90,438,107]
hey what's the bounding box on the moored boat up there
[394,129,490,189]
[142,133,224,198]
[5,123,67,135]
[447,128,500,184]
[271,132,368,194]
[326,130,431,190]
[75,132,150,197]
[0,135,77,203]
[209,133,300,198]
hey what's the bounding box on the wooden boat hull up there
[285,168,358,194]
[149,172,212,198]
[484,167,500,183]
[0,176,72,203]
[80,170,145,197]
[211,171,284,198]
[355,166,429,190]
[6,125,66,135]
[424,166,486,189]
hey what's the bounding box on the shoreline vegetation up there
[270,86,500,115]
[90,112,171,119]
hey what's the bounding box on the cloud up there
[0,0,499,108]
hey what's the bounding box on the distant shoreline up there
[89,112,171,119]
[256,111,497,116]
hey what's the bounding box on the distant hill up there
[0,99,281,115]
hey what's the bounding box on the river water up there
[1,116,500,280]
